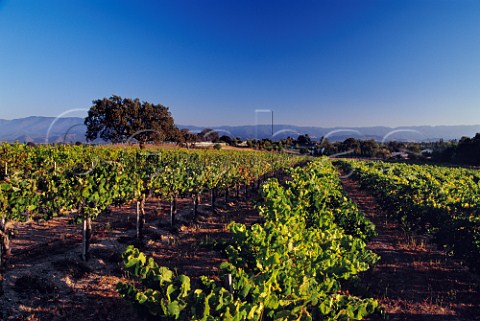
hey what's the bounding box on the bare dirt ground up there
[340,173,480,321]
[0,192,261,321]
[3,169,480,321]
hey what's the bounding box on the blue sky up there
[1,0,479,127]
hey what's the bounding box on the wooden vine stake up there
[169,197,177,226]
[223,273,233,293]
[81,211,91,261]
[211,188,216,214]
[136,194,145,239]
[136,201,141,239]
[0,218,10,268]
[192,192,200,219]
[0,163,8,266]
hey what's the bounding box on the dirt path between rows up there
[3,167,480,321]
[0,192,261,321]
[340,172,480,321]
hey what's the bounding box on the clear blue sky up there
[1,0,479,127]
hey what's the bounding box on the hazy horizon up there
[1,1,480,127]
[2,115,480,131]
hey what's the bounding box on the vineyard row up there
[341,160,480,272]
[117,158,380,320]
[0,143,304,263]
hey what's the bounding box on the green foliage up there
[342,159,480,272]
[117,246,190,318]
[0,143,303,225]
[84,95,181,144]
[117,158,380,320]
[437,133,480,165]
[0,143,305,262]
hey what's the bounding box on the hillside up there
[1,116,480,143]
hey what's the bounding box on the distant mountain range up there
[0,116,88,144]
[1,116,480,143]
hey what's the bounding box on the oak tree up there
[84,95,180,147]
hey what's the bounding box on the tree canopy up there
[197,128,220,142]
[84,95,180,146]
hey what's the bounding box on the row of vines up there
[117,158,380,320]
[341,160,480,271]
[0,143,302,264]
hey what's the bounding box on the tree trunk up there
[81,213,91,261]
[236,183,239,198]
[225,187,229,203]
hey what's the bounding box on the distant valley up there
[1,116,480,143]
